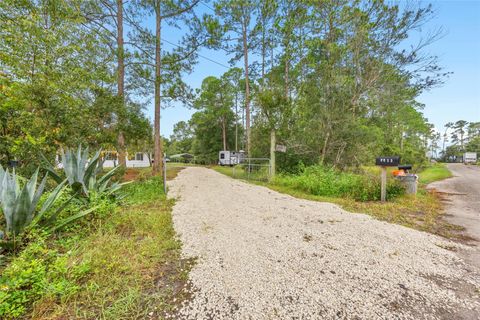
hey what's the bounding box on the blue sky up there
[148,0,480,137]
[417,0,480,133]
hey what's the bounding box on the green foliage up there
[442,121,480,160]
[0,166,65,240]
[0,236,87,319]
[43,145,127,197]
[0,2,152,174]
[122,176,165,205]
[190,74,239,163]
[0,176,180,319]
[275,165,405,201]
[418,164,453,185]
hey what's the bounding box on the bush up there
[0,236,89,319]
[275,165,404,201]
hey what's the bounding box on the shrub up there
[275,165,404,201]
[43,145,128,198]
[0,167,66,250]
[0,236,88,319]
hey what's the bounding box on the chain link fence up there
[231,158,271,182]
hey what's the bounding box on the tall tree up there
[223,67,244,151]
[116,0,127,167]
[194,76,235,151]
[452,120,468,151]
[215,0,256,156]
[129,0,218,175]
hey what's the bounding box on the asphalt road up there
[429,163,480,268]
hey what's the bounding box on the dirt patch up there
[123,168,145,181]
[139,257,197,320]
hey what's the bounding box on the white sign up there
[275,144,287,153]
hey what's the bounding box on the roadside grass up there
[418,163,453,185]
[12,174,189,319]
[214,165,464,240]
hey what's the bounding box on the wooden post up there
[269,129,276,180]
[381,166,387,202]
[163,154,167,195]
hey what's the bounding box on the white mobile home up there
[55,151,152,169]
[102,151,151,168]
[464,152,477,164]
[219,150,245,166]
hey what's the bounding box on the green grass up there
[1,176,187,320]
[214,165,270,182]
[418,163,453,185]
[32,178,189,319]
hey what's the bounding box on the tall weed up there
[275,165,404,201]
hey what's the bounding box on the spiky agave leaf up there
[30,179,68,228]
[42,145,126,198]
[0,165,5,195]
[40,153,64,183]
[0,168,19,234]
[60,146,102,196]
[51,205,100,232]
[0,169,48,236]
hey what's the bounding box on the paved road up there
[168,167,480,319]
[429,164,480,268]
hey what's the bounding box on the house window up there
[105,152,117,161]
[135,153,144,161]
[220,153,225,159]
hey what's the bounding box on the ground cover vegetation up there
[417,163,453,185]
[0,147,185,319]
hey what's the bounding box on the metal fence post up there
[268,158,272,180]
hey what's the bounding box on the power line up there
[161,37,231,69]
[200,1,215,12]
[199,0,282,56]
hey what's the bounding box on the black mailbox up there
[398,165,412,171]
[375,156,400,167]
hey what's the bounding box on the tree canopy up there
[0,0,455,173]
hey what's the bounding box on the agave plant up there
[0,167,65,237]
[43,145,126,197]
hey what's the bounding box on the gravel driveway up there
[168,167,480,320]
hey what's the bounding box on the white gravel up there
[167,167,480,320]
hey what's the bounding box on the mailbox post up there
[375,156,400,202]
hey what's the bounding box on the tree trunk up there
[320,131,330,164]
[222,118,227,151]
[242,100,245,150]
[284,6,290,99]
[261,18,266,90]
[270,129,276,179]
[242,18,251,156]
[284,48,289,98]
[235,92,238,151]
[153,7,163,176]
[117,0,126,168]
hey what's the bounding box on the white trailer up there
[218,150,245,166]
[464,152,477,164]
